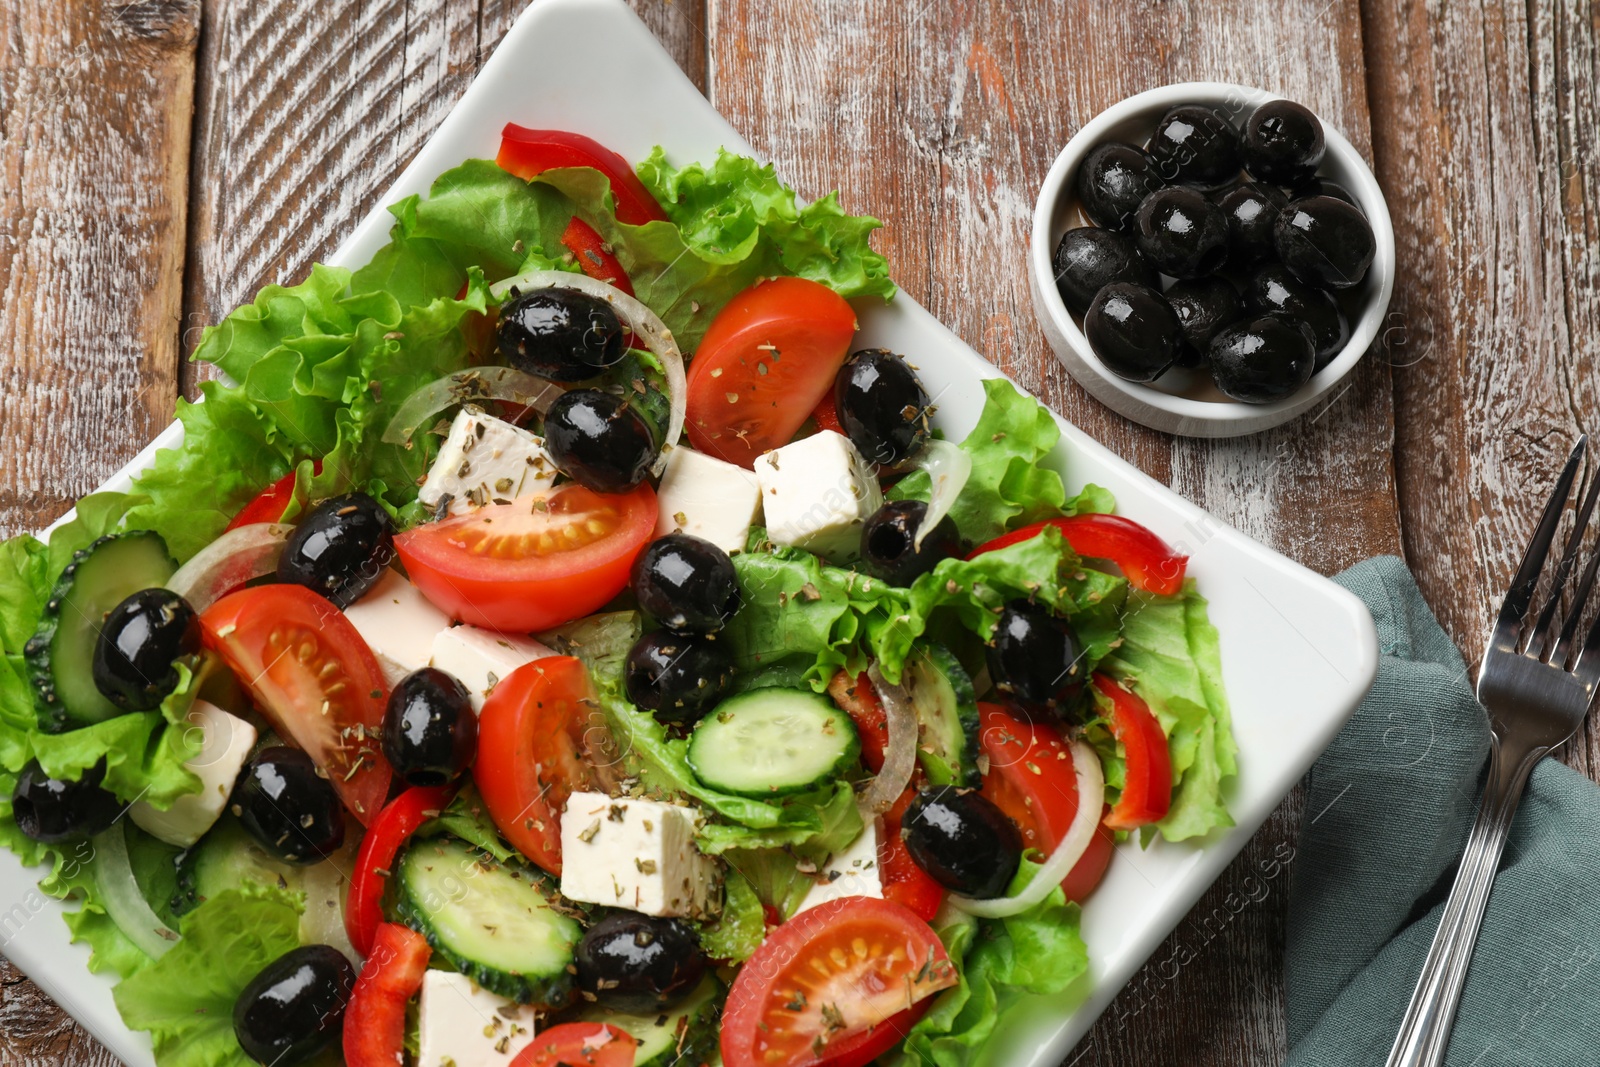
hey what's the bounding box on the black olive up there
[11,760,120,844]
[92,588,200,712]
[1241,99,1326,185]
[985,600,1083,716]
[901,786,1021,899]
[544,389,657,493]
[1133,186,1231,279]
[574,912,707,1013]
[1214,181,1286,265]
[1289,177,1358,207]
[231,747,345,865]
[496,288,627,382]
[1273,195,1376,290]
[1075,141,1165,230]
[834,349,931,467]
[624,631,733,725]
[276,493,395,608]
[233,945,355,1066]
[1083,282,1182,383]
[1164,277,1242,357]
[859,500,962,587]
[1148,104,1241,189]
[631,533,740,633]
[1051,227,1158,317]
[1242,263,1350,367]
[1207,315,1317,403]
[381,668,477,787]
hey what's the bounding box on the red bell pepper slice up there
[225,460,324,531]
[497,127,668,226]
[345,785,456,957]
[827,671,888,772]
[879,787,945,922]
[560,217,635,296]
[1093,674,1173,830]
[811,388,846,436]
[343,923,431,1067]
[968,513,1188,596]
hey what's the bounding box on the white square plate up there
[1,1,1378,1063]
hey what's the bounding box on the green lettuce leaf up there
[693,868,766,963]
[425,782,520,864]
[712,782,864,920]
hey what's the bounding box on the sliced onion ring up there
[166,523,293,613]
[948,737,1105,918]
[858,664,919,816]
[300,836,362,966]
[382,366,566,447]
[490,270,686,472]
[94,821,180,959]
[910,438,972,550]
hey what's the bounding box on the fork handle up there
[1384,736,1542,1067]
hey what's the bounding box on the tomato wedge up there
[721,897,956,1067]
[977,703,1113,903]
[509,1023,637,1067]
[394,482,657,633]
[814,1002,932,1067]
[474,656,597,875]
[561,217,635,296]
[1093,674,1174,830]
[879,788,944,922]
[200,585,392,825]
[497,126,667,226]
[685,277,859,468]
[968,514,1188,597]
[343,923,430,1067]
[345,785,456,956]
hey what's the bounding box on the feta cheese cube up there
[416,970,537,1067]
[754,430,884,562]
[342,569,453,687]
[431,624,554,713]
[794,807,884,914]
[419,408,558,516]
[560,792,721,919]
[130,701,257,847]
[654,446,763,554]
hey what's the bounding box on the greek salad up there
[0,127,1237,1067]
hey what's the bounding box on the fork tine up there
[1490,435,1587,656]
[1554,541,1600,668]
[1528,458,1600,660]
[1574,599,1600,696]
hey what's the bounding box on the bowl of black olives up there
[1028,83,1395,438]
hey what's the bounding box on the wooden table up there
[1,0,1594,1062]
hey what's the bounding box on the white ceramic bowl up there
[1029,82,1396,438]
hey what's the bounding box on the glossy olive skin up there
[985,600,1083,716]
[1075,141,1164,229]
[1051,227,1158,316]
[1241,99,1326,185]
[1273,195,1376,289]
[1084,282,1182,383]
[901,787,1022,899]
[497,287,627,382]
[1164,277,1242,359]
[92,588,200,712]
[1148,104,1241,189]
[277,493,395,608]
[624,631,732,725]
[1243,263,1350,366]
[11,760,119,844]
[1207,315,1317,403]
[575,912,708,1013]
[631,533,740,633]
[1215,181,1286,265]
[233,944,355,1066]
[1133,186,1231,280]
[834,349,931,466]
[1290,177,1357,207]
[232,748,346,865]
[544,389,657,493]
[382,668,477,787]
[859,500,963,587]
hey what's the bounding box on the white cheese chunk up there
[754,430,884,563]
[129,702,257,848]
[795,807,884,914]
[559,792,721,919]
[430,624,554,713]
[342,568,453,687]
[416,970,537,1067]
[419,408,558,516]
[654,446,763,554]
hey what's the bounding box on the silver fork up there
[1385,435,1600,1067]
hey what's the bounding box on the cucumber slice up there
[575,974,722,1067]
[395,836,580,1008]
[170,816,302,918]
[25,531,177,731]
[904,644,981,788]
[687,689,860,797]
